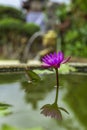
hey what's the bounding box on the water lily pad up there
[25,70,41,82]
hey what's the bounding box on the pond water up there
[0,71,87,130]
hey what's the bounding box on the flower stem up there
[55,68,59,104]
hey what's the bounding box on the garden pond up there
[0,70,87,130]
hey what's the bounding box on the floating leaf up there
[25,70,41,82]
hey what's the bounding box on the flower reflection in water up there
[41,103,62,120]
[41,103,69,120]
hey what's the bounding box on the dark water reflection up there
[0,72,87,130]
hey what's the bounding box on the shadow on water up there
[0,72,87,130]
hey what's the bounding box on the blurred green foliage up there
[56,4,68,21]
[22,23,40,36]
[0,18,40,38]
[0,18,23,35]
[0,5,25,21]
[72,0,87,13]
[1,1,87,59]
[0,5,40,60]
[55,1,87,58]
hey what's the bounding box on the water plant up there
[41,51,70,120]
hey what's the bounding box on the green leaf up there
[25,70,41,82]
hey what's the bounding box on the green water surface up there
[0,72,87,130]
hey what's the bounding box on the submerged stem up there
[55,68,59,104]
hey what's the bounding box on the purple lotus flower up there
[42,51,70,68]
